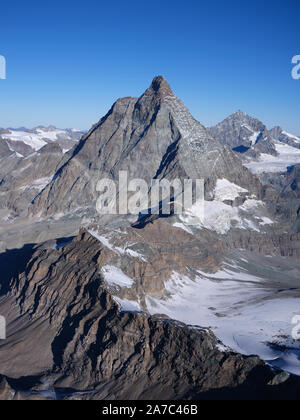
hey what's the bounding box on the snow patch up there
[4,130,47,151]
[113,296,141,312]
[101,265,134,288]
[249,131,260,145]
[145,270,300,376]
[19,176,53,192]
[2,127,80,152]
[88,230,147,261]
[180,198,266,235]
[282,131,300,143]
[214,179,248,201]
[173,222,193,234]
[88,230,115,251]
[245,142,300,174]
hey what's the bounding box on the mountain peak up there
[150,76,174,97]
[232,109,247,118]
[210,110,278,157]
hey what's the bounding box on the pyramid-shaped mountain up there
[31,77,261,218]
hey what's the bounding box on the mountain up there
[0,77,287,251]
[0,228,300,400]
[209,112,300,193]
[270,126,300,149]
[208,111,300,231]
[0,126,84,222]
[1,76,300,400]
[209,110,277,157]
[0,142,64,220]
[30,77,262,221]
[0,126,84,157]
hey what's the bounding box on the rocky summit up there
[1,77,300,400]
[30,77,261,220]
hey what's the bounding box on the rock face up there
[30,77,262,219]
[0,126,83,221]
[0,230,300,400]
[0,144,64,218]
[270,126,300,149]
[282,164,300,197]
[5,139,33,157]
[254,164,300,233]
[209,110,277,158]
[0,375,16,400]
[275,164,300,232]
[225,229,300,258]
[0,138,13,159]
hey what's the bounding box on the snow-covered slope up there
[0,126,84,156]
[282,131,300,143]
[3,129,46,151]
[145,258,300,376]
[245,142,300,174]
[178,178,273,235]
[270,126,300,149]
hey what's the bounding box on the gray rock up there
[0,144,64,217]
[0,138,13,159]
[210,110,277,158]
[270,126,300,149]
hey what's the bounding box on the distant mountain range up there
[0,126,85,157]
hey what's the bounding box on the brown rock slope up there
[0,229,300,400]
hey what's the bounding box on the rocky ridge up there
[0,229,300,400]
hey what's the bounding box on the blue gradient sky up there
[0,0,299,133]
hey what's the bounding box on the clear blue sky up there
[0,0,299,133]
